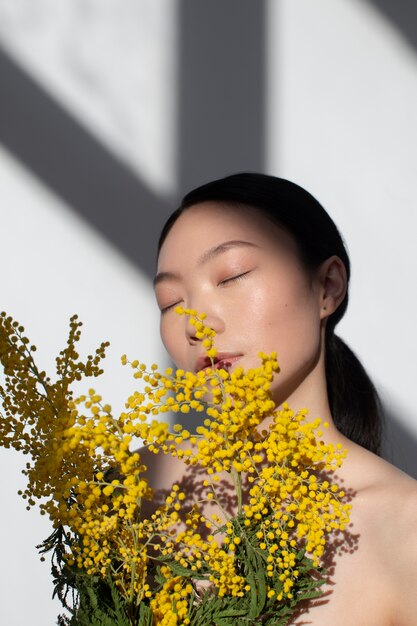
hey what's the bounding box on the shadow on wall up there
[0,0,266,280]
[0,44,171,279]
[177,0,265,192]
[382,406,417,480]
[367,0,417,53]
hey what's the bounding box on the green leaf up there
[137,603,153,626]
[245,543,267,619]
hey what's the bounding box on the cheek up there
[160,317,183,363]
[243,278,321,358]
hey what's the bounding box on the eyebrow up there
[153,240,259,287]
[153,270,181,287]
[197,239,259,265]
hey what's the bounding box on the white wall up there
[267,0,417,464]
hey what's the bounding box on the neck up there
[261,332,344,447]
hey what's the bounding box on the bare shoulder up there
[295,444,417,626]
[376,459,417,624]
[348,445,417,624]
[349,444,417,545]
[353,447,417,525]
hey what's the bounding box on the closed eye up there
[219,270,252,286]
[160,300,183,314]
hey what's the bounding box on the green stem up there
[231,467,243,516]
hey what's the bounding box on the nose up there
[185,310,225,343]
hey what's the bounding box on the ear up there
[317,256,347,319]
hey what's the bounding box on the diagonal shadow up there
[0,0,267,274]
[366,0,417,54]
[178,0,266,192]
[0,44,171,279]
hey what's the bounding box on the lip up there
[194,352,243,373]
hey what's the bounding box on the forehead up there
[157,201,296,269]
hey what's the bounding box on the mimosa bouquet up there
[0,308,350,626]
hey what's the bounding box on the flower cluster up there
[0,308,351,626]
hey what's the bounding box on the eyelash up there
[160,301,182,315]
[160,272,252,313]
[219,270,251,286]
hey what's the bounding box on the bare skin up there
[148,202,417,625]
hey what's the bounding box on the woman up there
[145,173,417,625]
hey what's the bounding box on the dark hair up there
[158,172,382,455]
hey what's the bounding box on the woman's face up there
[155,202,327,406]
